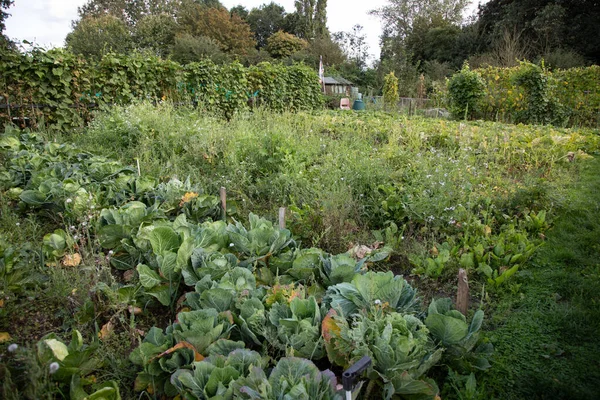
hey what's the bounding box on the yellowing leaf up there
[0,332,11,343]
[44,339,69,360]
[179,192,199,207]
[321,309,341,343]
[0,299,4,308]
[62,253,82,267]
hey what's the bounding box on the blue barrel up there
[352,99,366,110]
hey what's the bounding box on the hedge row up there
[475,64,600,127]
[0,49,323,129]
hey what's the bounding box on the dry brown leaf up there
[123,269,135,282]
[98,321,114,340]
[62,253,82,267]
[152,341,204,362]
[0,299,4,308]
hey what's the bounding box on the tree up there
[1,0,13,34]
[66,15,132,59]
[477,0,600,64]
[266,30,307,58]
[372,0,469,42]
[76,0,181,26]
[1,0,13,47]
[178,2,256,55]
[247,2,286,48]
[170,33,230,64]
[333,24,370,69]
[294,0,328,40]
[134,13,178,57]
[230,5,249,20]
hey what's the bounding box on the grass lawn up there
[482,157,600,399]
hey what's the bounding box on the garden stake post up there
[220,187,227,221]
[343,356,371,400]
[279,207,286,229]
[457,268,469,316]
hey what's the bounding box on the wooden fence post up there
[457,268,469,316]
[219,187,226,221]
[278,207,286,229]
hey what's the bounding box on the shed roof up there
[335,76,353,85]
[323,76,339,85]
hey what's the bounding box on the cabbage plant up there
[425,298,493,373]
[324,271,418,317]
[234,357,343,400]
[265,296,325,360]
[322,309,442,399]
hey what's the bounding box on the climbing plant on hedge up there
[447,63,486,120]
[0,47,322,129]
[511,61,567,126]
[473,64,600,127]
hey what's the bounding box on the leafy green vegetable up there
[235,357,343,400]
[323,309,441,399]
[265,296,325,359]
[425,298,493,373]
[324,271,418,317]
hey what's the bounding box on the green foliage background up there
[0,48,323,129]
[475,64,600,127]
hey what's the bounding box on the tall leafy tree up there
[66,14,133,59]
[266,30,307,58]
[76,0,181,26]
[134,13,178,57]
[1,0,13,34]
[177,1,256,55]
[230,5,249,20]
[477,0,600,64]
[372,0,469,42]
[333,24,369,69]
[294,0,328,40]
[247,2,286,48]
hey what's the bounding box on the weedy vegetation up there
[1,104,599,399]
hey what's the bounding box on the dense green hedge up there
[474,64,600,127]
[0,49,323,129]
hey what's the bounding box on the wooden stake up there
[219,187,227,221]
[457,268,469,316]
[278,207,286,229]
[136,158,141,176]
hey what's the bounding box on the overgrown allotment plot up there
[1,105,599,399]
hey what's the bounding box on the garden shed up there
[323,76,354,95]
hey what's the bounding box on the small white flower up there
[90,205,95,209]
[108,250,114,256]
[15,222,20,227]
[70,226,76,231]
[82,222,87,226]
[229,243,235,247]
[49,362,60,374]
[73,235,79,241]
[7,343,18,353]
[66,198,72,204]
[374,299,382,305]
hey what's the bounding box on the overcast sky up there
[4,0,486,62]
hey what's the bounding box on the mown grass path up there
[483,157,600,399]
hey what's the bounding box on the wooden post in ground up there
[457,268,469,316]
[278,207,286,229]
[220,187,227,221]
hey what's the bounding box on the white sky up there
[4,0,487,62]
